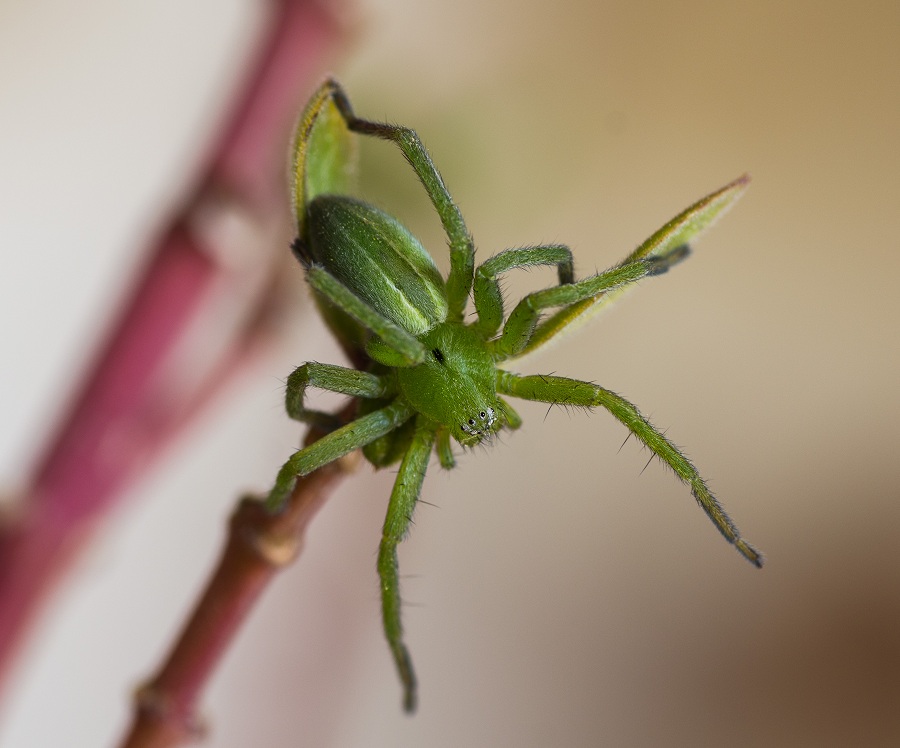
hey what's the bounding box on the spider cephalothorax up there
[267,79,762,712]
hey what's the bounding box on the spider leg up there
[284,363,394,431]
[519,175,750,356]
[520,244,690,357]
[496,371,762,567]
[491,259,654,361]
[471,245,574,340]
[377,415,437,712]
[305,265,427,366]
[266,399,415,511]
[326,83,475,321]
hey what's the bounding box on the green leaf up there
[289,79,357,237]
[518,175,750,357]
[625,173,750,263]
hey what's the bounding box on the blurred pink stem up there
[0,0,344,691]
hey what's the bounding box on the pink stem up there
[0,0,345,690]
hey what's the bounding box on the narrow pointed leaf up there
[624,173,750,263]
[518,175,749,357]
[289,79,357,236]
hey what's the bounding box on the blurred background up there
[1,0,898,746]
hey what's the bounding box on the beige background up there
[1,1,898,746]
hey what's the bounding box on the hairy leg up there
[497,371,762,567]
[327,84,475,320]
[377,416,437,712]
[305,266,426,366]
[491,260,653,361]
[519,175,750,358]
[472,245,574,339]
[285,362,394,431]
[266,399,415,511]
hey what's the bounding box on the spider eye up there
[468,418,475,425]
[479,411,486,419]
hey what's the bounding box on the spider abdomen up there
[306,195,448,335]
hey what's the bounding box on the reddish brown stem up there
[119,423,356,748]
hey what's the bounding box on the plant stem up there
[119,423,355,748]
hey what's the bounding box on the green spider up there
[266,79,762,712]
